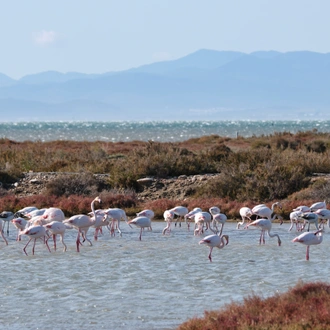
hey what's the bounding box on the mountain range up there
[1,49,330,121]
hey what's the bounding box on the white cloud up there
[152,52,172,62]
[33,30,58,46]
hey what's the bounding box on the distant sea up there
[0,121,330,142]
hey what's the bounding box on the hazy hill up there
[1,49,330,121]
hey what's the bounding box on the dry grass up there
[178,281,330,330]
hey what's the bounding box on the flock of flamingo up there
[0,197,327,261]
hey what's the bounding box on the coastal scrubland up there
[0,130,329,218]
[1,130,330,328]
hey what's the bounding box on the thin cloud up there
[33,30,58,46]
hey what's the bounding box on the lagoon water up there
[0,120,330,142]
[1,221,329,330]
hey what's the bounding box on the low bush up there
[177,281,330,330]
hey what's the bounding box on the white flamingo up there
[252,202,282,220]
[169,206,189,227]
[184,207,202,230]
[0,220,8,245]
[162,210,175,235]
[293,205,311,213]
[212,212,227,236]
[199,234,229,262]
[288,211,305,232]
[310,201,327,212]
[237,207,253,229]
[193,211,213,236]
[0,211,15,236]
[44,221,68,252]
[247,218,281,246]
[314,209,330,228]
[128,216,152,240]
[292,230,323,260]
[63,196,101,252]
[20,225,51,256]
[300,212,319,231]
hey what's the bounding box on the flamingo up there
[300,212,319,231]
[252,202,282,220]
[293,205,311,213]
[128,216,151,240]
[184,207,202,230]
[169,206,188,227]
[247,218,281,246]
[0,211,15,236]
[11,217,30,241]
[63,196,101,252]
[314,209,330,228]
[292,230,323,260]
[44,221,68,252]
[0,220,8,245]
[211,213,227,236]
[199,234,229,262]
[20,225,51,256]
[209,206,220,216]
[193,212,213,236]
[310,201,327,212]
[25,208,47,219]
[288,211,305,231]
[136,209,154,220]
[237,207,253,229]
[42,207,65,222]
[103,208,130,237]
[162,210,175,235]
[16,206,38,216]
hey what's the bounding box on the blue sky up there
[1,0,329,79]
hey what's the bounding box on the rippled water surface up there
[1,221,329,330]
[0,120,330,142]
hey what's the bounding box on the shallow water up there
[1,221,329,330]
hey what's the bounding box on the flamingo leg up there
[53,234,57,251]
[306,246,310,261]
[76,231,81,252]
[23,238,33,256]
[0,231,8,245]
[32,239,37,255]
[208,247,213,262]
[139,228,142,240]
[60,234,67,252]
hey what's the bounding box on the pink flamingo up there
[42,207,65,222]
[292,230,323,261]
[44,221,68,252]
[20,225,51,256]
[199,234,229,262]
[63,196,101,252]
[0,220,8,245]
[103,208,130,237]
[247,218,281,246]
[212,212,227,236]
[128,216,152,240]
[293,205,311,213]
[11,217,29,241]
[0,211,15,236]
[237,207,253,229]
